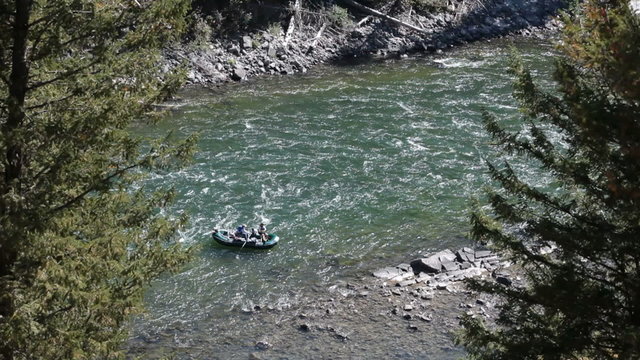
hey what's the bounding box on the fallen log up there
[340,0,427,33]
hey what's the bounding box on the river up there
[128,38,557,359]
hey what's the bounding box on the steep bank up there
[167,0,566,85]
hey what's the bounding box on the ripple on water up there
[129,38,558,358]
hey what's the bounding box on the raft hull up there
[212,230,279,249]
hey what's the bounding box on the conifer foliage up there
[0,0,196,358]
[459,0,640,359]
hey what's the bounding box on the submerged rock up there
[255,340,272,350]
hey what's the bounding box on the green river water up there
[128,38,557,359]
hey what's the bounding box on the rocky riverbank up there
[128,242,545,359]
[231,244,551,358]
[167,0,566,86]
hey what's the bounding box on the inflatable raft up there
[212,230,279,249]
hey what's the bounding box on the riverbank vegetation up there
[0,1,197,358]
[187,0,449,39]
[459,0,640,358]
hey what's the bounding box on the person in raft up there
[235,224,250,241]
[258,223,267,242]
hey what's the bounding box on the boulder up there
[397,263,412,272]
[267,44,277,58]
[242,35,253,49]
[441,260,459,272]
[255,340,271,350]
[415,272,432,283]
[410,257,442,274]
[373,267,403,279]
[433,249,457,262]
[475,250,493,259]
[231,66,246,81]
[456,247,476,263]
[228,45,241,56]
[495,275,512,286]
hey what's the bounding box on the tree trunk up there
[1,1,33,359]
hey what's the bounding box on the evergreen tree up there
[0,0,197,358]
[458,0,640,358]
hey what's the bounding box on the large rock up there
[228,45,241,56]
[373,267,403,279]
[456,247,475,263]
[397,263,412,272]
[242,35,253,49]
[433,249,457,262]
[410,256,442,274]
[412,249,459,274]
[475,250,493,259]
[267,44,277,58]
[441,260,459,272]
[495,274,513,286]
[231,66,246,81]
[255,340,271,350]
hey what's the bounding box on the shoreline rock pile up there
[373,246,512,291]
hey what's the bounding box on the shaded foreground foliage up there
[0,0,197,358]
[458,0,640,358]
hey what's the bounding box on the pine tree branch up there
[26,60,100,92]
[49,163,139,214]
[25,93,75,111]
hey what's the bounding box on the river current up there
[129,38,557,358]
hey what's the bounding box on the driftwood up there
[307,22,328,52]
[356,15,372,26]
[284,0,301,46]
[340,0,427,33]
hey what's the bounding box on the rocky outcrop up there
[168,0,566,86]
[374,246,511,291]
